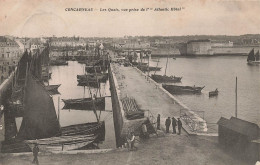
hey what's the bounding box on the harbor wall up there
[0,73,14,150]
[109,64,148,147]
[108,65,125,147]
[133,67,208,134]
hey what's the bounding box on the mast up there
[164,55,169,76]
[154,58,160,75]
[255,51,259,61]
[147,51,150,77]
[58,96,60,123]
[235,77,237,118]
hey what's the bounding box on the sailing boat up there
[151,55,182,83]
[63,68,105,111]
[40,46,61,94]
[18,72,103,152]
[247,48,260,65]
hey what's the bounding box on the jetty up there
[0,49,254,165]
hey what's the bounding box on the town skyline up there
[1,0,260,37]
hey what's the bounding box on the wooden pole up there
[58,96,60,122]
[148,52,150,77]
[235,77,237,118]
[164,55,169,76]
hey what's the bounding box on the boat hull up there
[209,91,218,97]
[50,60,68,66]
[247,60,260,65]
[151,74,182,83]
[162,84,205,94]
[77,73,108,83]
[137,66,162,72]
[25,135,96,152]
[62,97,105,110]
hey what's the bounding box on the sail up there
[255,51,260,61]
[16,50,29,86]
[16,73,61,140]
[247,49,255,62]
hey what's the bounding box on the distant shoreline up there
[147,54,248,58]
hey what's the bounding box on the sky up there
[0,0,260,37]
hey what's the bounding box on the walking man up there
[157,114,160,130]
[172,117,177,134]
[32,143,39,165]
[177,118,182,135]
[165,117,171,133]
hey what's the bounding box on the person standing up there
[157,114,160,130]
[177,118,182,135]
[32,143,39,165]
[165,117,171,133]
[130,132,136,151]
[172,117,177,134]
[141,123,149,139]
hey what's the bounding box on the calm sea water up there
[147,56,260,125]
[48,61,115,148]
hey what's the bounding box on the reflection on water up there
[146,56,260,125]
[48,61,115,148]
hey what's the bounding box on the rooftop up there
[217,117,259,140]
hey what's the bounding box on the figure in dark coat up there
[177,118,182,135]
[165,117,171,133]
[157,114,160,130]
[32,143,39,165]
[172,117,177,134]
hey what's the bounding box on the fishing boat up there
[77,73,108,83]
[41,72,52,81]
[137,66,162,72]
[14,73,101,152]
[209,88,219,97]
[50,60,68,66]
[131,62,148,66]
[25,121,105,152]
[44,84,61,95]
[85,65,107,73]
[151,75,182,83]
[151,55,182,83]
[62,97,105,110]
[247,49,260,65]
[77,81,100,88]
[162,84,205,94]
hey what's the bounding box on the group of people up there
[157,114,182,135]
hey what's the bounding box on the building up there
[50,37,87,48]
[186,39,213,55]
[217,117,260,162]
[211,40,234,47]
[0,36,22,83]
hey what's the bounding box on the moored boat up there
[62,97,105,110]
[137,66,162,72]
[151,74,182,83]
[162,84,205,94]
[77,73,108,83]
[150,55,182,83]
[25,134,97,152]
[50,60,68,66]
[85,66,107,73]
[44,84,61,95]
[247,49,260,65]
[209,88,219,97]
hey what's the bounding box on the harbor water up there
[148,56,260,126]
[48,61,115,149]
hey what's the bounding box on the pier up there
[0,48,254,165]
